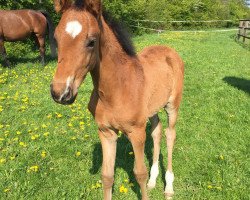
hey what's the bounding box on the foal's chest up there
[88,91,145,133]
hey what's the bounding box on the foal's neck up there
[90,17,143,94]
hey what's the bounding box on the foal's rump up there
[0,10,47,41]
[139,45,184,116]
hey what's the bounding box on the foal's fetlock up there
[134,172,148,184]
[102,175,114,189]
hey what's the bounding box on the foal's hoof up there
[147,180,156,190]
[164,192,174,200]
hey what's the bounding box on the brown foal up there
[50,0,184,199]
[0,9,56,66]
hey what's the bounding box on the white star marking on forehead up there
[65,21,82,39]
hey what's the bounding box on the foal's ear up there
[53,0,72,13]
[84,0,102,18]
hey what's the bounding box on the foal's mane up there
[102,12,136,57]
[74,0,136,57]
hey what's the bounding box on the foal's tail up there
[40,10,57,58]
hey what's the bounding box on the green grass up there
[0,31,249,200]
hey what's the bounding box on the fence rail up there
[237,19,250,43]
[132,19,235,23]
[130,19,238,34]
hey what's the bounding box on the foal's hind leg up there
[147,114,162,189]
[164,105,179,199]
[0,40,10,66]
[35,34,45,66]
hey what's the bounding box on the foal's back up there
[139,45,184,117]
[0,10,47,41]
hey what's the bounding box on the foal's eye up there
[86,39,96,49]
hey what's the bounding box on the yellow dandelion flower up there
[207,185,213,189]
[119,185,128,193]
[43,132,49,137]
[19,142,27,147]
[41,124,47,128]
[84,134,90,139]
[47,114,52,119]
[0,158,6,164]
[219,155,224,160]
[4,188,10,193]
[10,155,16,160]
[41,151,46,158]
[76,151,81,157]
[28,165,39,172]
[96,182,102,188]
[68,123,73,127]
[79,121,84,125]
[16,131,22,135]
[56,113,63,118]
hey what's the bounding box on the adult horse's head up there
[51,0,102,105]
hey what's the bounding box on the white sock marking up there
[165,170,174,194]
[147,162,159,189]
[65,21,82,39]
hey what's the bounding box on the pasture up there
[0,31,249,199]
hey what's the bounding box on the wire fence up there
[130,19,239,34]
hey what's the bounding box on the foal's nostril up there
[61,89,72,102]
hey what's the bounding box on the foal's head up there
[51,0,102,105]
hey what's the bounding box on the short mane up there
[74,1,136,57]
[102,12,136,57]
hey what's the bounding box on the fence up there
[237,19,250,43]
[130,19,238,34]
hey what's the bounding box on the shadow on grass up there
[223,76,250,95]
[89,123,166,199]
[0,54,56,68]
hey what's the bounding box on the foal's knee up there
[134,167,148,185]
[102,175,114,189]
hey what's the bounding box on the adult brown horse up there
[50,0,184,199]
[0,9,57,66]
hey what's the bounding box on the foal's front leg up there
[99,129,118,200]
[128,128,148,200]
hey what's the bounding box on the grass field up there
[0,31,249,200]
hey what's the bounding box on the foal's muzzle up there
[50,84,77,105]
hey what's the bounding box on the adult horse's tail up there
[40,10,57,58]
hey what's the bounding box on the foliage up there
[0,0,249,32]
[0,31,250,199]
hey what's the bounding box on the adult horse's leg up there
[128,128,148,200]
[99,129,117,200]
[147,114,162,189]
[164,106,179,199]
[0,39,10,66]
[35,34,45,66]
